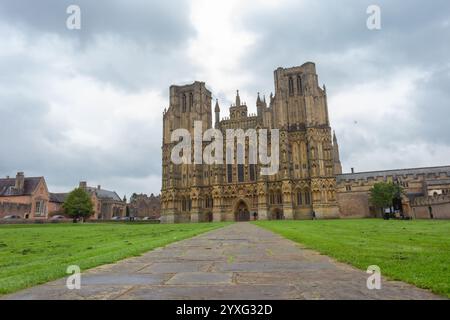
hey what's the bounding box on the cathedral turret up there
[214,99,220,129]
[333,131,343,175]
[235,90,241,106]
[256,92,265,122]
[256,92,262,106]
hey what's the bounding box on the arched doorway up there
[393,196,404,218]
[270,208,284,220]
[234,200,250,222]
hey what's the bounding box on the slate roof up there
[86,187,122,201]
[49,187,122,203]
[337,165,450,182]
[49,193,68,203]
[0,177,42,196]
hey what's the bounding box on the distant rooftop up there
[49,193,68,203]
[85,186,122,202]
[0,176,43,197]
[337,165,450,182]
[49,186,123,203]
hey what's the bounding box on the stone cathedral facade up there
[161,62,342,223]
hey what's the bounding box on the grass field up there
[0,222,228,295]
[254,219,450,298]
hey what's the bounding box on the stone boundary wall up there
[411,194,450,219]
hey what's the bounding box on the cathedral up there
[161,62,342,223]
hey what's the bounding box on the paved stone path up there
[4,223,442,300]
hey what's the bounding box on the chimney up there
[351,168,355,174]
[97,185,101,190]
[15,172,25,192]
[79,181,87,190]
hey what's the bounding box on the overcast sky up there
[1,0,449,198]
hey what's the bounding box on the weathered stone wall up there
[337,166,450,219]
[0,201,32,218]
[337,192,371,218]
[411,194,450,219]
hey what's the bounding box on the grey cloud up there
[240,0,450,90]
[0,0,194,46]
[414,66,450,145]
[236,0,450,171]
[0,0,197,92]
[0,94,162,195]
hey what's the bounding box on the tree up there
[63,188,94,222]
[130,193,138,203]
[369,182,404,219]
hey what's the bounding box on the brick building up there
[49,182,127,220]
[0,172,49,219]
[128,193,161,219]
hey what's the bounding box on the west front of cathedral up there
[161,62,343,223]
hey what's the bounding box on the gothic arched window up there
[227,164,233,183]
[288,77,294,96]
[182,94,187,112]
[297,191,303,205]
[238,164,244,182]
[249,164,256,181]
[305,192,311,205]
[277,192,283,204]
[297,75,303,95]
[189,93,194,111]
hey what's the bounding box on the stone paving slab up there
[118,284,304,300]
[138,261,212,274]
[2,222,444,300]
[166,272,233,285]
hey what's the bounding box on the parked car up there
[50,215,66,220]
[3,215,22,220]
[121,216,131,221]
[142,217,150,221]
[111,216,121,220]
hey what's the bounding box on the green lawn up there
[254,219,450,298]
[0,222,228,295]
